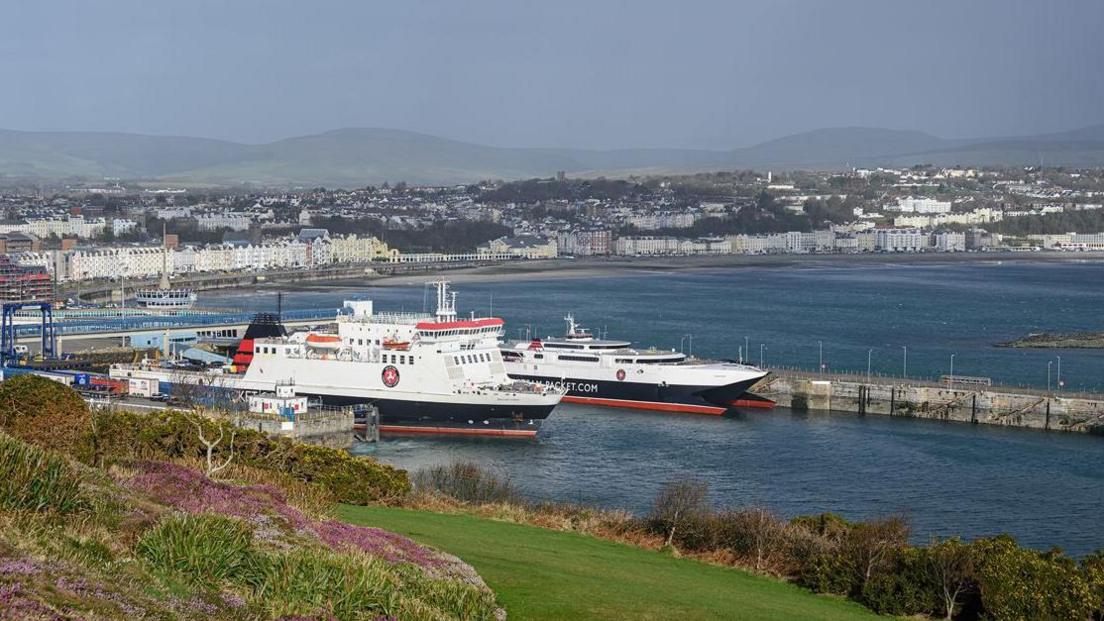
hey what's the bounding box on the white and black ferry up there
[501,315,770,415]
[112,282,564,437]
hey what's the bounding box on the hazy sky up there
[3,0,1103,149]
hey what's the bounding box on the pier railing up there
[761,364,1103,401]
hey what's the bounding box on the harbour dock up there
[754,369,1104,434]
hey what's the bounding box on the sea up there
[203,259,1104,555]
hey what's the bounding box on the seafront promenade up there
[756,367,1104,433]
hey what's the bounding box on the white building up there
[874,228,926,252]
[886,197,952,214]
[0,216,107,239]
[194,214,253,231]
[932,231,966,252]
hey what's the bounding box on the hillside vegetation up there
[0,375,493,620]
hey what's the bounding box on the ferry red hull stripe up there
[379,424,537,437]
[728,398,776,409]
[562,395,727,415]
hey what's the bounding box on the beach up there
[268,250,1104,290]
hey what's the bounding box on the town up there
[0,164,1102,301]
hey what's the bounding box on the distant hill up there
[2,124,1104,187]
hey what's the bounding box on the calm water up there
[204,260,1104,554]
[357,404,1104,556]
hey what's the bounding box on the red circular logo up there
[382,365,400,387]
[616,369,626,381]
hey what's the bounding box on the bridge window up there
[558,355,600,363]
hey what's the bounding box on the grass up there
[0,431,86,514]
[339,505,887,621]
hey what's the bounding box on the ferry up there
[500,314,770,415]
[112,282,564,437]
[133,287,197,310]
[133,227,197,310]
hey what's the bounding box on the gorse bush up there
[413,461,521,504]
[0,431,86,514]
[137,513,259,586]
[93,408,411,503]
[973,535,1097,621]
[0,375,92,459]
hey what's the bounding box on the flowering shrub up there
[120,461,477,584]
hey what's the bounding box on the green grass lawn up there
[339,505,885,621]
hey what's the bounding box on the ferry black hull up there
[305,392,556,434]
[506,373,768,415]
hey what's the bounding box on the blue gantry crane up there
[1,302,57,364]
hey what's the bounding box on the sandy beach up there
[271,251,1104,291]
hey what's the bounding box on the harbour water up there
[205,259,1104,554]
[357,404,1104,556]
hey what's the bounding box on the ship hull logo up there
[382,365,400,387]
[616,369,626,381]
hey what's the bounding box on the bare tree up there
[728,507,788,572]
[926,538,976,620]
[649,478,711,548]
[845,515,910,587]
[188,411,237,478]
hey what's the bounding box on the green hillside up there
[339,505,885,621]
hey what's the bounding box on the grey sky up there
[3,0,1102,149]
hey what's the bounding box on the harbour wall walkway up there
[754,369,1104,434]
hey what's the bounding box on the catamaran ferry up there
[500,315,769,415]
[112,282,564,436]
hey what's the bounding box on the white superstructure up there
[501,314,769,415]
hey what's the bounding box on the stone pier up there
[754,372,1104,434]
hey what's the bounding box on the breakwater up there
[755,370,1104,433]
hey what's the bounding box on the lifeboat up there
[383,338,411,351]
[305,333,342,350]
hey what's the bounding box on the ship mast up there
[159,222,171,290]
[432,280,457,322]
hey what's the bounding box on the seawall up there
[754,370,1104,434]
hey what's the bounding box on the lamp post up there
[902,346,908,378]
[867,348,873,382]
[818,340,824,372]
[1056,355,1062,391]
[744,336,749,364]
[760,344,766,368]
[686,334,693,358]
[1047,360,1053,393]
[949,353,955,386]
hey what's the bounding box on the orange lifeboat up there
[383,338,411,351]
[305,333,342,350]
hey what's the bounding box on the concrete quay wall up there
[755,373,1104,433]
